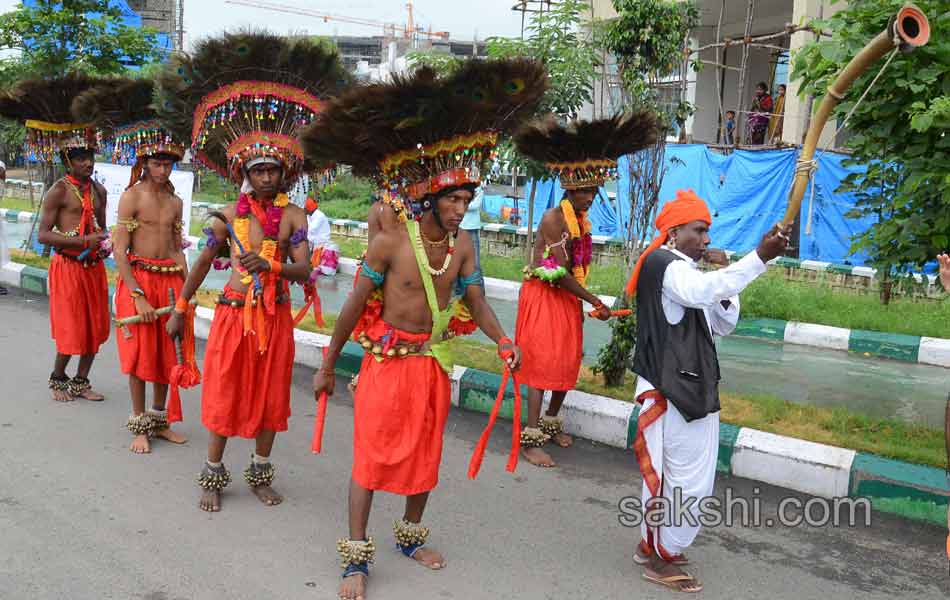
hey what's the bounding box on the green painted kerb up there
[20,266,48,295]
[734,318,787,341]
[848,329,920,363]
[826,264,854,275]
[849,453,949,523]
[334,341,366,378]
[717,423,741,473]
[458,368,529,425]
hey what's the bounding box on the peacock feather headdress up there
[300,58,548,204]
[0,74,106,163]
[72,77,186,166]
[154,30,351,186]
[514,111,659,189]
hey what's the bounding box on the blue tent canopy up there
[482,144,877,266]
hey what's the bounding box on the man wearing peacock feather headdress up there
[159,30,350,513]
[511,112,659,468]
[0,74,113,403]
[73,77,194,454]
[305,59,545,599]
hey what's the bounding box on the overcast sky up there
[0,1,526,48]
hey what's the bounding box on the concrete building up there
[586,0,844,149]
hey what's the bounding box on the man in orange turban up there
[626,189,790,593]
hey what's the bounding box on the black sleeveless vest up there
[631,248,721,421]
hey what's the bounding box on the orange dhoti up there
[114,256,184,384]
[352,319,451,496]
[514,278,584,391]
[200,286,294,439]
[48,253,110,356]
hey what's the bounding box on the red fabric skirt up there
[352,319,451,496]
[48,253,110,356]
[200,287,294,438]
[514,278,584,391]
[114,257,183,384]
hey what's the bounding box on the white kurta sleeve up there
[709,295,740,336]
[307,210,331,247]
[662,251,767,310]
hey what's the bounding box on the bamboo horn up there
[780,3,930,228]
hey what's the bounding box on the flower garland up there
[233,192,289,352]
[560,199,593,286]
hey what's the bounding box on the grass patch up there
[192,172,237,205]
[10,248,50,269]
[0,195,37,213]
[741,269,950,339]
[320,174,375,221]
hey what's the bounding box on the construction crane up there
[223,0,450,41]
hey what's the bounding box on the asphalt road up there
[1,287,948,600]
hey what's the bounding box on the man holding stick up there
[511,112,658,467]
[75,78,194,453]
[0,75,112,402]
[625,189,790,592]
[160,31,347,511]
[304,58,543,600]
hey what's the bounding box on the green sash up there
[407,220,454,373]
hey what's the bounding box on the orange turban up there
[624,189,712,297]
[305,196,319,215]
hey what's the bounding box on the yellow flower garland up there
[559,199,592,286]
[232,193,288,285]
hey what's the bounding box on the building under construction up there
[583,0,845,151]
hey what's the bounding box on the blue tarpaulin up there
[484,144,876,266]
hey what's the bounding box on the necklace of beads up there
[412,226,454,277]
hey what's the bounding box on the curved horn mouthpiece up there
[895,3,930,48]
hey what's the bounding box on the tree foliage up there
[404,49,463,76]
[792,0,950,278]
[0,0,161,77]
[481,0,600,181]
[593,0,698,386]
[603,0,700,124]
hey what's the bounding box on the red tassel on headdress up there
[312,346,330,454]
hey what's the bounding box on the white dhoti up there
[630,248,766,559]
[635,389,719,557]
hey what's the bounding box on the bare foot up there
[251,485,283,506]
[410,547,446,570]
[643,558,702,593]
[74,388,105,401]
[51,387,74,402]
[153,427,187,444]
[130,434,151,454]
[552,432,573,448]
[69,377,104,401]
[521,446,555,467]
[339,573,366,600]
[199,489,221,512]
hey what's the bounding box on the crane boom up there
[223,0,450,40]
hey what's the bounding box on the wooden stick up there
[113,298,197,327]
[587,309,632,318]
